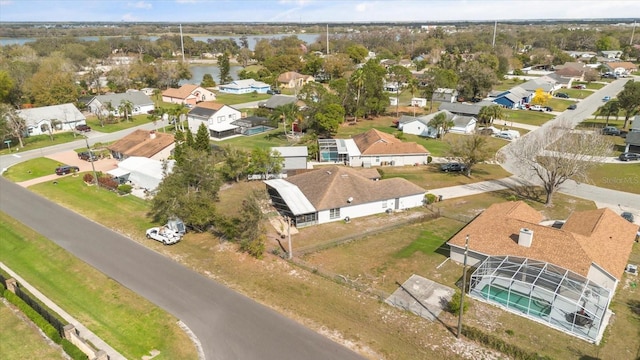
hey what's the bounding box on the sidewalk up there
[0,262,127,360]
[427,176,530,200]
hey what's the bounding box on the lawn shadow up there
[628,299,640,316]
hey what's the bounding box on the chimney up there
[149,130,156,139]
[518,228,533,247]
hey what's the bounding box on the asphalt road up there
[0,178,364,360]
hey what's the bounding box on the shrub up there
[448,290,469,315]
[427,156,433,164]
[425,193,437,204]
[97,176,118,190]
[462,325,551,360]
[117,184,132,195]
[61,339,89,360]
[240,235,266,259]
[4,289,62,344]
[82,173,94,184]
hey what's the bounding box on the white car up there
[146,227,181,245]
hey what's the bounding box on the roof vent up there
[347,197,353,203]
[326,171,331,175]
[518,228,533,247]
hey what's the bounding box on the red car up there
[75,124,92,132]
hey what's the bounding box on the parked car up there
[55,165,80,175]
[267,89,281,95]
[75,124,91,132]
[619,152,640,161]
[602,96,611,102]
[572,84,586,89]
[567,104,577,110]
[528,104,544,112]
[602,126,620,136]
[495,132,514,140]
[78,151,98,161]
[555,92,570,99]
[544,106,553,112]
[145,227,181,245]
[440,162,467,172]
[621,212,635,223]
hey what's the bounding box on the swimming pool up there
[245,126,274,135]
[480,284,552,318]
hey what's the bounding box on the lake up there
[0,33,321,50]
[181,65,244,85]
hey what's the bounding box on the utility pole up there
[84,136,99,187]
[457,235,469,338]
[631,21,637,46]
[326,24,329,55]
[287,216,292,260]
[179,24,185,62]
[492,21,497,48]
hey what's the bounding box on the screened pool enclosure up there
[469,256,611,343]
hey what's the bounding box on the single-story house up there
[410,97,427,107]
[599,50,623,59]
[187,102,242,139]
[448,201,638,343]
[272,146,309,171]
[520,76,560,94]
[412,110,476,136]
[350,128,430,167]
[397,115,437,138]
[258,95,301,110]
[218,79,271,94]
[17,103,86,137]
[277,72,315,89]
[161,84,216,106]
[603,62,638,77]
[432,88,458,103]
[439,101,494,117]
[624,116,640,152]
[107,156,175,193]
[492,86,531,109]
[264,166,426,227]
[554,62,590,81]
[87,92,155,117]
[107,129,175,161]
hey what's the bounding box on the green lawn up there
[0,302,67,360]
[213,91,271,105]
[85,114,153,133]
[562,88,594,100]
[503,109,555,126]
[381,163,512,190]
[0,132,81,156]
[0,212,197,360]
[2,158,61,182]
[588,163,640,194]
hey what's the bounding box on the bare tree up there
[0,103,26,148]
[506,119,613,206]
[447,134,493,176]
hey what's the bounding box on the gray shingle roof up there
[91,92,153,107]
[17,103,85,126]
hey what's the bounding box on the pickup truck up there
[528,105,544,112]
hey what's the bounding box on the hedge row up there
[3,289,87,360]
[462,325,554,360]
[4,289,62,343]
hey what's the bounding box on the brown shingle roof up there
[352,129,429,155]
[606,61,638,71]
[448,201,638,279]
[162,84,199,99]
[277,71,307,83]
[286,166,425,210]
[107,129,175,158]
[195,102,224,110]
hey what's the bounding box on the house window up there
[382,202,387,208]
[329,208,340,219]
[229,113,236,120]
[375,156,380,163]
[217,116,225,123]
[208,119,213,125]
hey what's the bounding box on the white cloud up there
[128,1,152,9]
[121,13,139,21]
[355,2,368,12]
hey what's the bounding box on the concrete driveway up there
[17,150,118,187]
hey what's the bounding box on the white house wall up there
[282,157,307,170]
[587,263,618,293]
[402,121,437,138]
[351,154,428,167]
[316,193,425,225]
[449,246,488,267]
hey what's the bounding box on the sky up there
[0,0,639,23]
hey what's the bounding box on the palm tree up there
[428,112,454,140]
[119,100,134,122]
[269,103,300,137]
[351,68,364,123]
